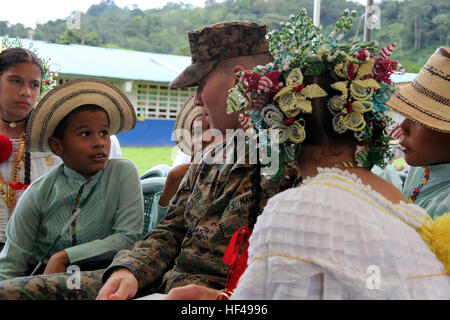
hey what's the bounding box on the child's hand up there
[43,250,70,274]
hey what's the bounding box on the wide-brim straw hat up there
[26,78,136,152]
[173,93,203,156]
[386,47,450,133]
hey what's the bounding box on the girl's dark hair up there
[24,151,31,185]
[0,48,44,77]
[246,72,358,230]
[247,136,262,230]
[52,104,110,139]
[302,74,356,152]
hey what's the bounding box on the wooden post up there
[313,0,321,27]
[364,0,374,41]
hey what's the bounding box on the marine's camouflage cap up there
[170,21,269,88]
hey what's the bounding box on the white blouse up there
[0,138,62,243]
[232,168,450,300]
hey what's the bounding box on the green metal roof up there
[8,38,191,82]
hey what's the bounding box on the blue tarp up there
[116,118,176,147]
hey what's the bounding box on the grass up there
[121,146,176,175]
[122,146,409,176]
[392,157,407,172]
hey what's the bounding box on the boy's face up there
[193,63,244,134]
[49,110,111,179]
[399,118,450,166]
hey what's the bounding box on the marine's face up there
[193,64,243,134]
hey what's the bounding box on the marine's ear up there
[231,65,246,85]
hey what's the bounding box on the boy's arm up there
[101,164,194,291]
[0,187,40,280]
[64,162,144,265]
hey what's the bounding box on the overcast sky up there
[0,0,211,28]
[1,0,368,28]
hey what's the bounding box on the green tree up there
[4,0,444,70]
[58,29,103,46]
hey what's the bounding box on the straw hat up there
[386,47,450,133]
[26,78,136,152]
[173,94,203,156]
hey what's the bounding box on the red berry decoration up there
[0,135,13,163]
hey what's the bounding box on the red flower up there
[263,70,281,93]
[344,102,353,113]
[284,117,295,125]
[348,62,355,80]
[0,134,13,163]
[242,72,260,91]
[373,58,398,84]
[242,70,282,100]
[9,182,30,191]
[293,84,305,92]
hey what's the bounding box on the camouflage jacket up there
[103,131,298,294]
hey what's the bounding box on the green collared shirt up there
[0,159,143,280]
[403,163,450,219]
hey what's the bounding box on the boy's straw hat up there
[170,21,269,89]
[386,47,450,133]
[173,94,203,156]
[26,78,136,152]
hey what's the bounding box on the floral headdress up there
[226,9,404,179]
[0,35,58,95]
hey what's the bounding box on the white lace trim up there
[303,167,426,229]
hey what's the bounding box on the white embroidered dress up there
[0,138,61,243]
[232,168,450,300]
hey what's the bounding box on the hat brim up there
[173,94,203,156]
[170,60,218,88]
[386,84,450,133]
[386,46,450,134]
[26,78,136,152]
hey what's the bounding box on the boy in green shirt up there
[0,78,143,280]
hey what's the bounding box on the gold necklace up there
[0,132,26,217]
[325,161,361,169]
[297,161,364,185]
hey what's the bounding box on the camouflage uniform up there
[0,270,103,300]
[104,131,297,295]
